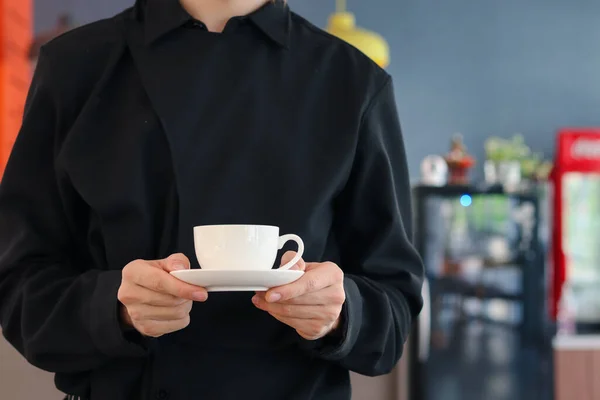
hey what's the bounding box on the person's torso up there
[48,5,386,399]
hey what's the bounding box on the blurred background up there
[2,0,600,399]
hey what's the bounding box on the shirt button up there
[156,389,169,400]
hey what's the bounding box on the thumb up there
[281,251,306,271]
[159,253,191,272]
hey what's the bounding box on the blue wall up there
[36,0,600,180]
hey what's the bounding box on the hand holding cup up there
[117,253,208,338]
[252,251,346,340]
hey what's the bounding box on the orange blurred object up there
[445,157,476,185]
[444,134,476,185]
[0,0,32,179]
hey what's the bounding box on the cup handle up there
[277,234,305,270]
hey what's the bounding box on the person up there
[0,0,424,399]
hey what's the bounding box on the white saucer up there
[170,269,304,292]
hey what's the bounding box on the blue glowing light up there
[460,194,472,207]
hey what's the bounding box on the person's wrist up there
[326,313,344,338]
[331,316,340,332]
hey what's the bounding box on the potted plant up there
[484,134,525,189]
[484,134,552,190]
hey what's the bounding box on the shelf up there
[553,335,600,350]
[483,260,523,269]
[431,276,521,301]
[413,183,539,201]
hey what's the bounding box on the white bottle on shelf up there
[557,283,577,336]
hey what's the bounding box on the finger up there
[266,263,340,302]
[153,253,191,272]
[268,285,344,306]
[119,283,189,307]
[281,251,306,271]
[262,314,328,341]
[252,296,325,319]
[135,317,190,338]
[264,313,300,330]
[265,269,326,302]
[128,302,192,322]
[130,265,207,301]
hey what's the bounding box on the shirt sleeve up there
[0,49,146,374]
[301,76,424,376]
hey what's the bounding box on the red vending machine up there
[551,129,600,331]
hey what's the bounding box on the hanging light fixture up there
[326,0,390,68]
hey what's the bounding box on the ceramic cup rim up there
[194,224,280,231]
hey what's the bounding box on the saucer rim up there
[170,269,303,275]
[169,269,304,292]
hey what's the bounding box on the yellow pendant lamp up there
[326,0,390,68]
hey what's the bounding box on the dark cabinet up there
[408,185,553,400]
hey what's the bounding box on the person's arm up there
[0,48,146,374]
[304,76,424,376]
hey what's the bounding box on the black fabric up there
[0,1,423,399]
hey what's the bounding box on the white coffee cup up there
[193,225,304,271]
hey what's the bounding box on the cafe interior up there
[2,0,600,399]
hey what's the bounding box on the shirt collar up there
[247,1,291,49]
[144,0,192,44]
[144,0,291,48]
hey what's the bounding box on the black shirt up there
[0,1,423,399]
